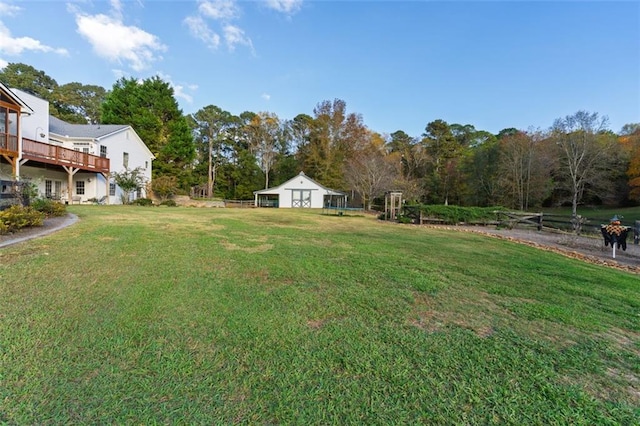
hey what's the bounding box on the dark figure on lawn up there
[601,216,629,251]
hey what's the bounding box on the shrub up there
[0,205,45,234]
[113,167,145,204]
[403,204,504,225]
[159,199,177,207]
[398,216,413,224]
[132,198,154,206]
[31,198,67,217]
[151,176,179,202]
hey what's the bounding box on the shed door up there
[291,190,311,208]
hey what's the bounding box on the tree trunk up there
[207,137,213,198]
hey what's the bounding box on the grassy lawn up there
[542,205,640,224]
[1,206,638,424]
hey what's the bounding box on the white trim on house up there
[1,84,154,205]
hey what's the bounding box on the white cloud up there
[223,24,253,51]
[186,0,254,53]
[156,71,196,104]
[184,15,220,50]
[266,0,303,15]
[0,58,8,69]
[261,93,271,101]
[110,0,124,21]
[75,12,166,72]
[112,68,127,80]
[171,83,193,104]
[0,2,21,17]
[198,0,238,21]
[0,21,69,56]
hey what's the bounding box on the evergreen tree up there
[101,76,195,189]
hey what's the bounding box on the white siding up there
[9,88,154,204]
[12,90,49,142]
[255,173,343,208]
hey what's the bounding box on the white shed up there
[253,172,347,208]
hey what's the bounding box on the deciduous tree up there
[497,129,551,210]
[190,105,236,198]
[113,167,145,204]
[551,111,617,218]
[0,62,58,100]
[345,131,396,209]
[302,99,367,190]
[620,124,640,201]
[52,82,106,124]
[246,112,282,189]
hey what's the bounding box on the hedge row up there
[403,205,504,224]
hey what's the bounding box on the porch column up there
[62,166,80,203]
[102,172,110,205]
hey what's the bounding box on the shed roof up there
[254,171,345,196]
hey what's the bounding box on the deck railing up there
[0,133,19,155]
[22,138,110,173]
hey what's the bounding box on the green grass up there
[1,206,639,424]
[543,205,640,223]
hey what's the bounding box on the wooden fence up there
[224,199,255,208]
[405,207,638,243]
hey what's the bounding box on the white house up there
[0,84,154,204]
[253,171,347,208]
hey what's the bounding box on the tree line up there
[2,62,639,215]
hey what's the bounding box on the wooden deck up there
[21,138,110,174]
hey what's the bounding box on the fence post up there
[537,213,543,231]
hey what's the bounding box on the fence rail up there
[224,199,255,208]
[404,206,638,243]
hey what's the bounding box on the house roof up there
[49,115,129,139]
[0,82,34,114]
[254,171,346,195]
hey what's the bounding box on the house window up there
[123,152,129,168]
[100,145,107,158]
[76,181,85,195]
[109,182,116,196]
[145,161,148,169]
[74,142,90,152]
[46,180,62,199]
[0,107,6,134]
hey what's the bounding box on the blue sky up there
[0,0,638,138]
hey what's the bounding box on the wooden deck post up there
[62,166,80,204]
